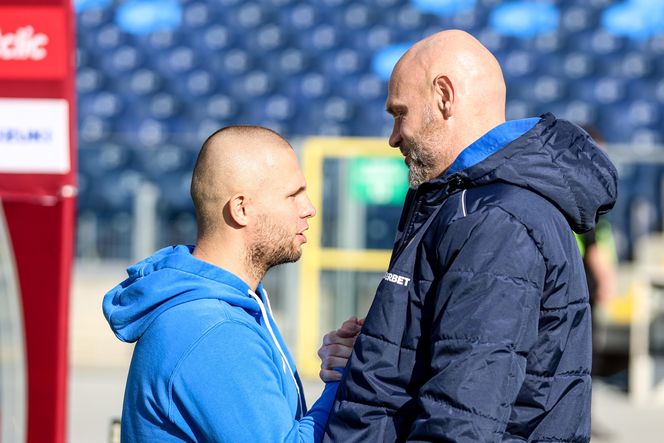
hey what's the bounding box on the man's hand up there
[318,316,364,382]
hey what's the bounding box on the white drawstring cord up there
[248,289,303,418]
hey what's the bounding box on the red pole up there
[0,1,76,442]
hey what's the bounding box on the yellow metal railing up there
[297,137,401,377]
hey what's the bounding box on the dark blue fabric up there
[324,114,618,443]
[445,117,539,176]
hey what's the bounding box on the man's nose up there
[388,124,401,148]
[303,196,316,218]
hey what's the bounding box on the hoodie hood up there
[433,113,618,233]
[103,245,260,342]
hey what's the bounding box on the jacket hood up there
[103,245,260,342]
[433,113,618,233]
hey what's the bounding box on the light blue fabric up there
[103,245,337,442]
[446,117,539,176]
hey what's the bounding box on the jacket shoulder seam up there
[484,203,547,267]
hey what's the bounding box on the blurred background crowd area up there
[74,0,664,264]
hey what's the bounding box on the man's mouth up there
[400,148,411,165]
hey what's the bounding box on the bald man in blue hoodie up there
[103,126,361,442]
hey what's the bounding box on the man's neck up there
[192,239,262,290]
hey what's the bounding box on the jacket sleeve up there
[408,206,545,442]
[170,320,338,443]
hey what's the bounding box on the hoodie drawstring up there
[248,288,303,419]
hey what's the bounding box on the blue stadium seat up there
[77,67,104,94]
[94,23,125,51]
[340,74,386,102]
[159,210,198,247]
[227,2,273,30]
[631,128,662,145]
[320,48,366,76]
[142,29,177,51]
[76,4,112,29]
[245,24,289,53]
[352,99,392,136]
[156,172,195,213]
[194,24,233,54]
[152,46,198,76]
[350,25,395,51]
[147,93,180,120]
[559,100,597,127]
[125,69,162,96]
[501,50,536,77]
[560,52,595,79]
[133,144,192,181]
[96,46,140,78]
[173,69,216,98]
[262,48,309,77]
[506,100,536,121]
[559,5,598,33]
[181,2,213,29]
[203,94,242,121]
[337,3,372,30]
[79,142,132,176]
[279,3,318,31]
[531,76,566,104]
[628,100,660,127]
[221,49,254,76]
[298,24,340,52]
[568,29,626,55]
[79,115,113,143]
[596,105,637,143]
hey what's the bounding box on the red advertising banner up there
[0,6,68,80]
[0,1,75,443]
[0,2,75,200]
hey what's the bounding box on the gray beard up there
[406,105,440,189]
[407,144,437,188]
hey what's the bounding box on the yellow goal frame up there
[297,137,403,377]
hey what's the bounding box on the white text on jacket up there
[383,272,411,287]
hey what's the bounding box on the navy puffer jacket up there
[324,114,618,442]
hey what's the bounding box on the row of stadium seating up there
[74,0,664,259]
[77,140,664,262]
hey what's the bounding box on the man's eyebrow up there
[386,104,405,115]
[289,184,306,195]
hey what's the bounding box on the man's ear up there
[227,193,249,227]
[433,75,454,119]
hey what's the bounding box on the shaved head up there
[190,125,292,237]
[394,29,506,121]
[387,30,507,186]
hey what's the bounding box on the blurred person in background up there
[578,126,620,377]
[103,126,362,442]
[325,30,618,442]
[577,126,621,439]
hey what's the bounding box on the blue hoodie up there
[103,245,338,442]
